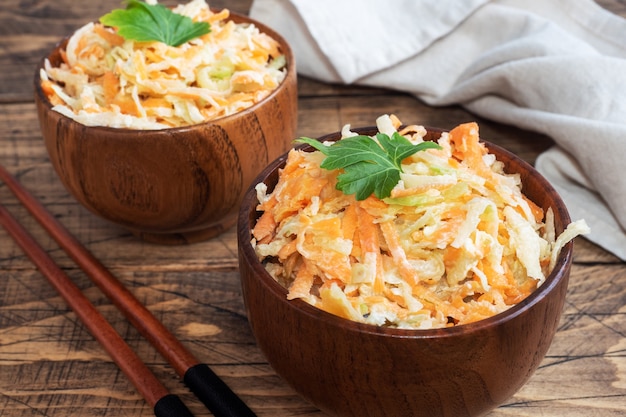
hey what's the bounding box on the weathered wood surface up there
[0,0,624,416]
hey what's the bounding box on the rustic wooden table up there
[1,0,625,416]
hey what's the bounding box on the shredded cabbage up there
[251,115,590,329]
[40,0,287,129]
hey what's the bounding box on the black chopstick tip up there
[184,363,257,417]
[154,394,195,417]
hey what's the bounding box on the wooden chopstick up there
[0,202,194,417]
[0,165,257,417]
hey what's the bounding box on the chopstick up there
[0,165,257,417]
[0,202,194,417]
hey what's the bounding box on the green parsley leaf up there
[100,0,211,47]
[296,132,441,200]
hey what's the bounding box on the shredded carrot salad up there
[39,0,287,129]
[251,115,589,329]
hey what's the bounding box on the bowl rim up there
[33,9,296,134]
[238,125,574,339]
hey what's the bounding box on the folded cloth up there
[250,0,626,260]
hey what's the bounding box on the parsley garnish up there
[297,133,441,200]
[100,0,211,47]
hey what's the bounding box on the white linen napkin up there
[250,0,626,260]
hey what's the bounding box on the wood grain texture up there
[0,0,624,416]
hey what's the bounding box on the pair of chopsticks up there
[0,164,256,417]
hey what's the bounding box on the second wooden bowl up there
[34,12,297,244]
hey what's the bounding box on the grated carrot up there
[252,115,588,329]
[40,0,287,129]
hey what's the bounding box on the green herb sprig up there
[100,0,211,47]
[297,133,441,200]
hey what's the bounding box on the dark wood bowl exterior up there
[35,13,297,244]
[237,128,573,417]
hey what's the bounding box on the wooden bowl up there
[34,13,297,244]
[237,127,574,417]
